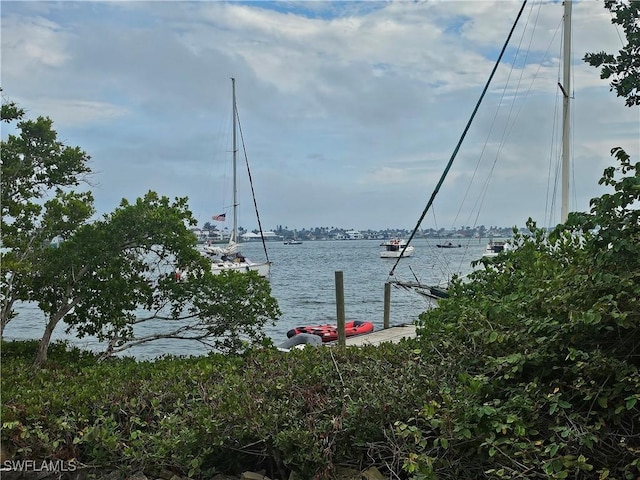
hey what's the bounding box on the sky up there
[2,0,638,232]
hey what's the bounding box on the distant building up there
[241,231,281,241]
[334,230,363,240]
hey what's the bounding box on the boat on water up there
[286,320,374,343]
[483,240,508,258]
[283,239,303,245]
[202,78,271,278]
[386,1,532,293]
[436,242,462,249]
[380,239,414,258]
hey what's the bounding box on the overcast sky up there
[2,0,638,232]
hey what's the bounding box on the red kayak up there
[286,320,374,343]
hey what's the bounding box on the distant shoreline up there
[201,235,512,244]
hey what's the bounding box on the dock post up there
[335,271,346,346]
[383,282,391,329]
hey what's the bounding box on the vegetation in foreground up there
[2,338,437,479]
[2,2,639,478]
[2,145,639,478]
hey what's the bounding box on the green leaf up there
[626,397,637,410]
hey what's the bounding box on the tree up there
[30,191,281,366]
[583,0,640,107]
[406,146,639,478]
[2,99,281,366]
[1,99,92,336]
[403,2,639,476]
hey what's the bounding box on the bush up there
[405,150,640,479]
[1,338,437,478]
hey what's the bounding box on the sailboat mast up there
[561,0,572,223]
[232,77,238,242]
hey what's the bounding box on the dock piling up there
[335,271,346,346]
[383,282,391,329]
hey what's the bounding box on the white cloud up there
[24,98,129,127]
[2,14,71,74]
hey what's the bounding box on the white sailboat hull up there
[380,246,415,258]
[204,79,271,280]
[210,260,271,277]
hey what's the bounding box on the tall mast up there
[560,0,572,223]
[231,77,238,242]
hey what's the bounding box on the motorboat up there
[436,242,462,248]
[380,239,414,258]
[483,240,508,257]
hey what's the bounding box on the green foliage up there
[1,100,93,333]
[1,99,280,365]
[1,338,437,479]
[1,97,25,123]
[3,145,638,480]
[400,4,640,477]
[29,190,281,361]
[405,150,639,478]
[583,0,640,107]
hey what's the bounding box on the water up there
[4,239,489,358]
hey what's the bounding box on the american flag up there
[212,213,226,222]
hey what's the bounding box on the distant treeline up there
[197,223,518,242]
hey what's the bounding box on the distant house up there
[210,230,226,242]
[334,230,362,240]
[191,228,208,243]
[241,231,280,241]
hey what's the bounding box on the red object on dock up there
[286,320,374,343]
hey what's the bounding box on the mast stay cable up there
[388,0,529,277]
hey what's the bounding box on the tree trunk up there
[33,314,62,368]
[0,297,17,340]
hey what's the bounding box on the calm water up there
[5,239,489,358]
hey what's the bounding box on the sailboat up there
[202,78,271,278]
[482,0,574,255]
[388,0,575,298]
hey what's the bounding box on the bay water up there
[4,239,489,359]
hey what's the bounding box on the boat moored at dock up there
[287,320,375,343]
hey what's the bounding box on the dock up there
[342,324,417,347]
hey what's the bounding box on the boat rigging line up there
[236,110,271,267]
[388,0,529,278]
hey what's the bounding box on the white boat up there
[283,239,303,245]
[204,78,271,278]
[380,239,414,258]
[483,239,508,258]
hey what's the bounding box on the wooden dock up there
[342,324,417,347]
